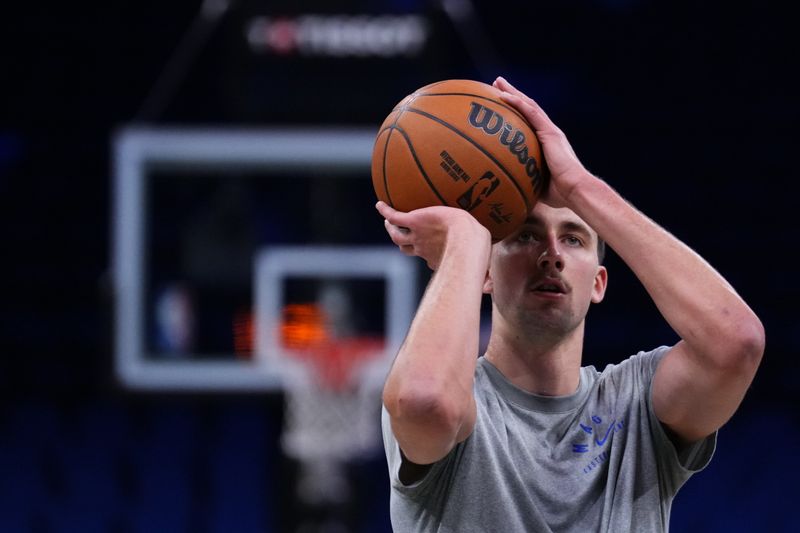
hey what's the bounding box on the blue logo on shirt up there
[572,415,624,451]
[572,415,625,474]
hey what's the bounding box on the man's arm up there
[377,202,490,465]
[571,178,763,443]
[495,77,765,444]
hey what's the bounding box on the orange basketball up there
[371,79,547,241]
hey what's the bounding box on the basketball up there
[371,79,547,241]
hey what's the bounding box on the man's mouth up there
[530,278,568,295]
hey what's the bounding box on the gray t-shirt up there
[382,347,716,532]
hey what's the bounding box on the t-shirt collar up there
[478,356,591,413]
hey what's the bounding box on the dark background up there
[1,0,797,531]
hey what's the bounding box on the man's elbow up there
[718,312,765,373]
[383,380,464,434]
[383,382,472,464]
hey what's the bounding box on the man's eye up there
[518,231,536,243]
[565,236,583,246]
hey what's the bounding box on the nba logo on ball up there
[371,79,546,241]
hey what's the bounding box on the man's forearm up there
[382,221,489,463]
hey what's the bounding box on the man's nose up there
[537,242,564,272]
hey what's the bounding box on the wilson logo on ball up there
[467,102,541,181]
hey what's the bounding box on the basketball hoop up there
[253,245,417,528]
[278,301,386,507]
[280,337,385,461]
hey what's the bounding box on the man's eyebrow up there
[561,220,593,237]
[521,216,593,237]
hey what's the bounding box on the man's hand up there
[376,201,491,271]
[493,76,592,208]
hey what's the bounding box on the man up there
[377,76,764,532]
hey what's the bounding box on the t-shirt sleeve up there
[381,405,458,498]
[634,346,717,498]
[381,405,404,484]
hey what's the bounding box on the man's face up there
[484,202,608,339]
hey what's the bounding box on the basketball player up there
[377,76,764,531]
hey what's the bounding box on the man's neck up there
[484,319,584,397]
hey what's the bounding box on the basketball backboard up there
[112,127,418,392]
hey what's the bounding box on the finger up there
[384,219,412,245]
[376,200,414,229]
[375,200,396,218]
[494,76,555,126]
[494,76,546,120]
[493,76,524,101]
[377,202,411,240]
[497,90,557,136]
[384,218,410,236]
[493,76,537,109]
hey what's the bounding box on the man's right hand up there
[376,201,491,271]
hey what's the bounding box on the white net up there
[279,355,384,508]
[280,359,382,463]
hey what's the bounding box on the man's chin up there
[518,309,581,339]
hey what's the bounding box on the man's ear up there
[591,266,608,304]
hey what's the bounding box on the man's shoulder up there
[591,345,672,378]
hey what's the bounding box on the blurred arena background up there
[1,0,798,531]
